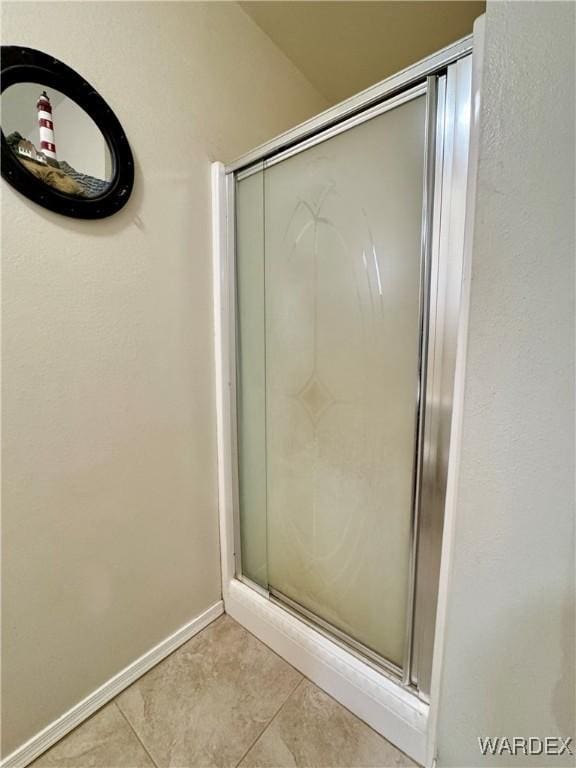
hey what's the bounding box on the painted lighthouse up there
[36,90,57,163]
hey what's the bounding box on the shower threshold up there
[268,587,405,684]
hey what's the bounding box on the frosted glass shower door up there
[236,89,428,669]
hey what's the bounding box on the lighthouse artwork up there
[37,90,58,162]
[4,85,111,198]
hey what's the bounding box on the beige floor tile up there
[30,703,154,768]
[239,680,417,768]
[116,615,302,768]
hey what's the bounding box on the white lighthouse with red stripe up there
[36,90,57,162]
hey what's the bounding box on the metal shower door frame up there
[221,40,473,702]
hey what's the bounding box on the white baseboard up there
[1,601,224,768]
[225,579,428,766]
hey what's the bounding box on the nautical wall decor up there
[1,46,134,219]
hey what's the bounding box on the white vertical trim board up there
[212,161,236,597]
[425,15,485,768]
[1,601,224,768]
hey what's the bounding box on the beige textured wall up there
[1,2,326,757]
[436,3,575,766]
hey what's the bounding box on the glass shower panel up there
[236,170,268,588]
[264,94,427,666]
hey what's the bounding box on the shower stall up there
[213,34,476,765]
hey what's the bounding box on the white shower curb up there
[225,578,429,765]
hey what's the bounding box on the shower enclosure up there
[237,86,427,677]
[214,36,475,755]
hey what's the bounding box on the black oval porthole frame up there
[1,46,134,219]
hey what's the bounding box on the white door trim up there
[425,15,485,768]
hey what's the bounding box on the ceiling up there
[240,1,485,104]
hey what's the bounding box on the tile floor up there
[32,615,417,768]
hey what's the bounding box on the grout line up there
[225,613,303,682]
[114,702,160,768]
[233,677,304,768]
[226,616,419,765]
